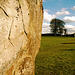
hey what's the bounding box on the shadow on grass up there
[61,49,75,51]
[61,42,75,44]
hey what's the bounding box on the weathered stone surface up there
[0,0,43,75]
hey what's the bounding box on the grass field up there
[35,36,75,75]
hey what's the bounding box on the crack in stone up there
[0,44,5,55]
[9,41,14,47]
[13,71,15,75]
[0,7,9,17]
[18,0,28,38]
[0,6,14,47]
[8,17,14,47]
[36,0,37,4]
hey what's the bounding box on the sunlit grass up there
[35,36,75,75]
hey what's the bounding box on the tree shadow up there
[61,42,75,44]
[61,49,75,51]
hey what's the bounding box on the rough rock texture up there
[0,0,43,75]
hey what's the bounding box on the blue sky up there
[42,0,75,34]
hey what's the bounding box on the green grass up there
[35,36,75,75]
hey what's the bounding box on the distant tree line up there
[50,18,67,36]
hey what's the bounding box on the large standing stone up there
[0,0,43,75]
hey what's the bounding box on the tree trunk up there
[0,0,43,75]
[55,18,57,36]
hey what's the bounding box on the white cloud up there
[63,16,75,23]
[42,0,46,2]
[55,8,70,16]
[44,8,70,23]
[43,9,55,34]
[65,24,75,34]
[42,23,50,34]
[42,22,50,27]
[71,6,75,10]
[44,9,56,22]
[65,25,75,29]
